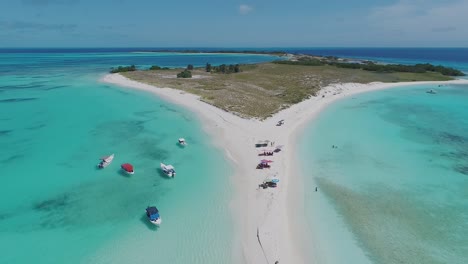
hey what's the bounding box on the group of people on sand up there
[256,162,271,169]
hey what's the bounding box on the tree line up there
[205,63,241,73]
[110,65,136,73]
[273,59,465,76]
[110,63,243,78]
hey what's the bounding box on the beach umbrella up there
[260,159,273,163]
[266,174,280,183]
[121,163,134,172]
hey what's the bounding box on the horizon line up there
[1,46,468,49]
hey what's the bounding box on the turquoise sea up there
[0,50,279,264]
[299,83,468,264]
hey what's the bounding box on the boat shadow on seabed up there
[118,169,132,177]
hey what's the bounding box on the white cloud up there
[366,0,468,44]
[239,4,253,15]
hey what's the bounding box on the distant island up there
[110,53,465,119]
[136,49,288,56]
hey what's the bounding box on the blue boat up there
[146,206,162,226]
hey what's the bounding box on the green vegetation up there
[205,63,212,72]
[273,58,465,76]
[148,65,170,70]
[122,62,454,119]
[210,64,241,74]
[110,65,136,73]
[177,69,192,78]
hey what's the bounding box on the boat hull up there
[150,218,162,226]
[160,163,176,177]
[97,154,114,169]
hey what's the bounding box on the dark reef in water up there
[1,154,24,163]
[454,165,468,175]
[0,130,12,136]
[0,98,38,103]
[159,104,178,113]
[1,83,46,89]
[26,124,46,130]
[43,85,70,91]
[437,132,466,144]
[34,194,70,212]
[138,138,169,161]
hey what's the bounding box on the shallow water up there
[0,51,278,263]
[299,84,468,264]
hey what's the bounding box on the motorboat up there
[426,89,437,94]
[146,206,162,226]
[178,138,187,146]
[97,154,114,169]
[160,163,176,177]
[121,163,134,175]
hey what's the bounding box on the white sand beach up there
[102,74,468,264]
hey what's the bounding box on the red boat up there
[121,163,134,175]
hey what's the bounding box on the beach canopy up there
[146,206,159,215]
[261,159,273,163]
[121,163,134,172]
[146,206,160,220]
[266,175,280,183]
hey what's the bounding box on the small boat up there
[426,89,437,94]
[160,163,176,177]
[146,206,162,226]
[97,154,114,169]
[121,163,134,175]
[178,138,187,146]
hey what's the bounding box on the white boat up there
[97,154,114,169]
[160,163,176,177]
[178,138,187,146]
[146,206,162,226]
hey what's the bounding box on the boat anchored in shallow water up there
[97,154,114,169]
[160,163,176,177]
[146,206,162,226]
[178,138,187,146]
[121,163,134,175]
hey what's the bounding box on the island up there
[112,54,464,119]
[102,52,468,264]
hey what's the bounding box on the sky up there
[0,0,467,47]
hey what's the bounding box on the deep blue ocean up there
[2,47,467,72]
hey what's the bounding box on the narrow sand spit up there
[102,73,468,263]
